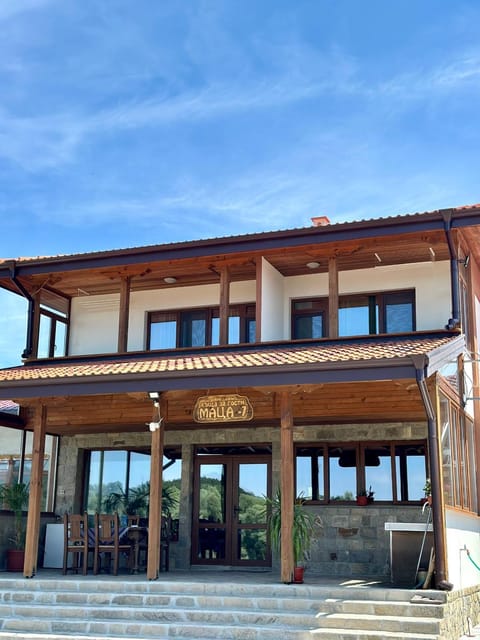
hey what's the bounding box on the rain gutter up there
[441,210,460,330]
[412,354,448,584]
[7,261,34,360]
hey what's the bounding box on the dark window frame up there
[38,305,69,358]
[291,289,416,339]
[295,440,428,504]
[147,304,256,349]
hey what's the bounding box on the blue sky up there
[1,0,480,368]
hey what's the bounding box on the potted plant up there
[0,482,29,571]
[421,478,432,506]
[356,486,374,506]
[265,489,316,584]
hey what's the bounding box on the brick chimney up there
[311,216,330,227]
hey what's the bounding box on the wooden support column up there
[117,276,131,353]
[280,390,294,583]
[255,258,262,342]
[24,404,47,578]
[147,397,165,580]
[219,267,230,346]
[328,257,339,338]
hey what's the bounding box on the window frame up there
[295,440,428,505]
[147,304,256,349]
[291,289,416,339]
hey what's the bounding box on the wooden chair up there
[93,513,131,575]
[63,512,90,575]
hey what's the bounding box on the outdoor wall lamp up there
[148,420,163,432]
[458,255,470,268]
[147,391,162,431]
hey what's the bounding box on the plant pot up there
[356,496,369,506]
[293,566,304,584]
[6,549,24,572]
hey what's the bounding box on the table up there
[122,526,148,573]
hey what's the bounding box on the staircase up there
[0,574,449,640]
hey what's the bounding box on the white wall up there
[339,261,451,331]
[260,258,284,341]
[446,509,480,589]
[69,294,120,355]
[70,282,256,354]
[68,261,451,354]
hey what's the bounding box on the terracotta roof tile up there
[0,333,460,385]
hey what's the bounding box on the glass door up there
[192,454,271,566]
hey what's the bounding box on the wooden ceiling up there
[17,381,427,435]
[1,228,455,302]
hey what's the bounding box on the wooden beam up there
[219,266,230,345]
[117,276,131,353]
[328,257,338,338]
[279,390,294,583]
[23,404,47,578]
[147,397,165,580]
[255,258,262,342]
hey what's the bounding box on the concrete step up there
[316,612,440,635]
[309,631,439,640]
[321,598,445,618]
[0,576,448,640]
[0,602,317,629]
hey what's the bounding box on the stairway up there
[0,574,449,640]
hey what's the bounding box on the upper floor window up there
[148,304,256,349]
[292,290,415,339]
[38,305,68,358]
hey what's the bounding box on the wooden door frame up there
[191,452,271,566]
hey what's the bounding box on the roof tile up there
[0,333,459,384]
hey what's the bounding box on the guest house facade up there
[0,205,479,589]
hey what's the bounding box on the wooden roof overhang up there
[0,331,464,435]
[0,206,478,302]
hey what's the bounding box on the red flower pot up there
[293,566,304,584]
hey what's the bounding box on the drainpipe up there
[413,356,448,584]
[7,261,35,360]
[441,210,460,330]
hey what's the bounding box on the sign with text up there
[193,394,254,423]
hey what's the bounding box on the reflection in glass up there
[237,529,266,561]
[199,464,225,523]
[238,463,267,524]
[365,447,392,501]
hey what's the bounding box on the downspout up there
[7,261,35,360]
[413,356,448,584]
[441,210,460,330]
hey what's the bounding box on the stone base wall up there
[443,584,480,639]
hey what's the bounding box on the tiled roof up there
[0,400,19,413]
[0,333,461,385]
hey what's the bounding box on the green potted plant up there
[356,486,374,506]
[0,482,29,571]
[265,489,316,584]
[422,478,432,505]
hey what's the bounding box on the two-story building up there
[0,205,479,593]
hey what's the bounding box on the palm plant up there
[264,488,316,566]
[0,482,30,549]
[103,482,178,517]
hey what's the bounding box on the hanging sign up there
[193,394,254,423]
